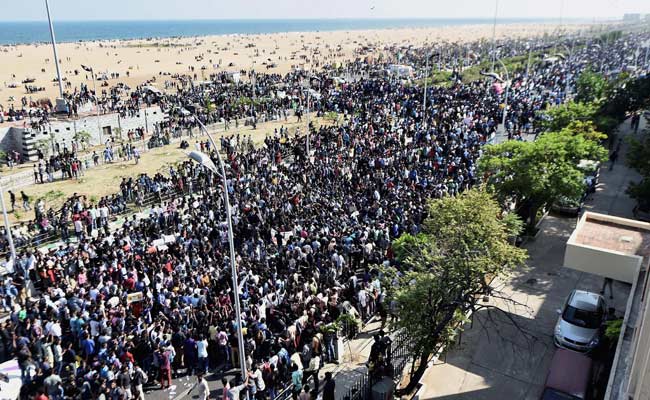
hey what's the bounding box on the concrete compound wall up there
[45,106,166,147]
[0,106,166,161]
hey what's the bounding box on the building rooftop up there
[574,215,650,261]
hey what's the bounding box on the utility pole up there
[45,0,67,113]
[0,186,16,263]
[491,0,499,72]
[423,54,429,128]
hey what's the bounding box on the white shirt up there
[358,289,367,306]
[197,378,210,400]
[252,368,265,391]
[197,339,208,358]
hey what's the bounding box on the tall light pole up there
[557,43,574,100]
[305,80,310,155]
[304,75,321,157]
[45,0,67,113]
[189,119,248,387]
[81,65,102,145]
[525,42,533,78]
[491,0,499,72]
[423,53,431,128]
[496,59,510,130]
[0,186,16,263]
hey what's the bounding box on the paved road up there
[418,118,644,400]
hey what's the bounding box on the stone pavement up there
[416,117,645,400]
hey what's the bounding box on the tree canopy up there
[626,130,650,208]
[479,130,607,227]
[559,120,607,142]
[388,189,527,393]
[542,101,598,132]
[575,70,609,104]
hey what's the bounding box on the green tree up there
[575,70,608,104]
[542,101,598,132]
[600,75,650,123]
[204,96,216,114]
[73,130,92,145]
[626,133,650,208]
[559,120,607,142]
[480,131,607,228]
[626,179,650,208]
[388,189,527,394]
[626,134,650,177]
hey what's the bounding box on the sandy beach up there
[0,22,589,110]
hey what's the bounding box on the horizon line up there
[0,16,620,23]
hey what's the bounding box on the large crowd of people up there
[0,29,648,400]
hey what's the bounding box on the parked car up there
[551,161,599,217]
[541,348,593,400]
[554,290,607,352]
[551,195,584,217]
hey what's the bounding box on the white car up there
[554,290,607,352]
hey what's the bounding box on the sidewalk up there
[416,118,644,400]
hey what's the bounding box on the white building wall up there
[44,106,165,146]
[563,243,642,284]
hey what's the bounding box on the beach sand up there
[0,23,589,109]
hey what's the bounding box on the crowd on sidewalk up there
[0,30,647,400]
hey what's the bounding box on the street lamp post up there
[558,43,574,100]
[423,53,429,128]
[0,186,16,263]
[189,119,248,386]
[45,0,67,113]
[304,75,321,158]
[306,81,310,155]
[496,59,510,129]
[525,43,533,78]
[491,0,499,72]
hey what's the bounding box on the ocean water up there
[0,18,571,45]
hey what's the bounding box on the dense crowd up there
[0,29,648,400]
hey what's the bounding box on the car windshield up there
[563,305,602,329]
[542,388,582,400]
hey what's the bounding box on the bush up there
[605,319,623,341]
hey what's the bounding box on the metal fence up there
[342,331,413,400]
[344,373,372,400]
[273,373,316,400]
[390,331,413,381]
[0,178,200,257]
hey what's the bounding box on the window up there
[563,305,603,329]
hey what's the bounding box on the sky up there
[2,0,649,22]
